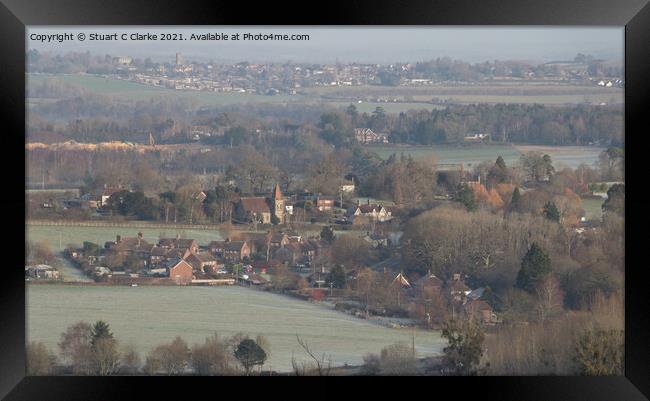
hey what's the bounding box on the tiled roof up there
[416,273,443,288]
[158,238,196,249]
[224,241,247,251]
[465,299,492,312]
[114,237,151,252]
[239,197,271,214]
[176,239,196,249]
[195,252,216,263]
[151,247,167,256]
[449,280,470,293]
[208,241,226,249]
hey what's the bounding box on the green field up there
[28,74,623,108]
[27,284,444,372]
[365,144,604,169]
[27,74,305,106]
[366,144,521,168]
[581,197,604,220]
[328,101,444,113]
[304,83,623,106]
[26,223,226,252]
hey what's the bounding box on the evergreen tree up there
[455,183,477,212]
[90,321,119,376]
[574,328,624,375]
[542,154,555,179]
[91,321,113,347]
[509,187,521,212]
[602,183,624,215]
[234,338,267,375]
[516,243,552,293]
[320,226,336,243]
[326,265,346,289]
[495,155,506,170]
[543,201,561,222]
[441,318,485,375]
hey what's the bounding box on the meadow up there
[304,82,623,106]
[28,74,623,110]
[26,223,226,252]
[27,74,304,106]
[581,197,605,220]
[26,284,445,372]
[365,144,605,169]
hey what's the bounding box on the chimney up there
[356,199,360,206]
[116,235,121,243]
[367,199,370,205]
[138,232,143,239]
[176,233,180,240]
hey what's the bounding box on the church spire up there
[274,183,282,199]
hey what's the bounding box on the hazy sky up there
[27,26,623,64]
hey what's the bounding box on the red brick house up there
[149,246,168,267]
[166,247,192,261]
[236,197,272,224]
[315,196,336,211]
[224,241,250,261]
[105,233,152,257]
[158,236,199,253]
[464,299,495,324]
[207,240,226,256]
[167,259,193,285]
[449,273,470,303]
[414,272,444,299]
[269,232,289,249]
[185,251,218,272]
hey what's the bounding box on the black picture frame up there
[3,0,649,399]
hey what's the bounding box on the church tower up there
[272,183,284,223]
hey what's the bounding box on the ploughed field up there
[26,284,445,373]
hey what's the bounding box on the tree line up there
[27,320,270,376]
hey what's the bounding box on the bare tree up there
[58,321,94,374]
[119,345,141,374]
[190,333,239,375]
[93,337,120,376]
[149,336,190,375]
[26,341,56,375]
[379,343,417,375]
[535,276,564,323]
[291,335,332,376]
